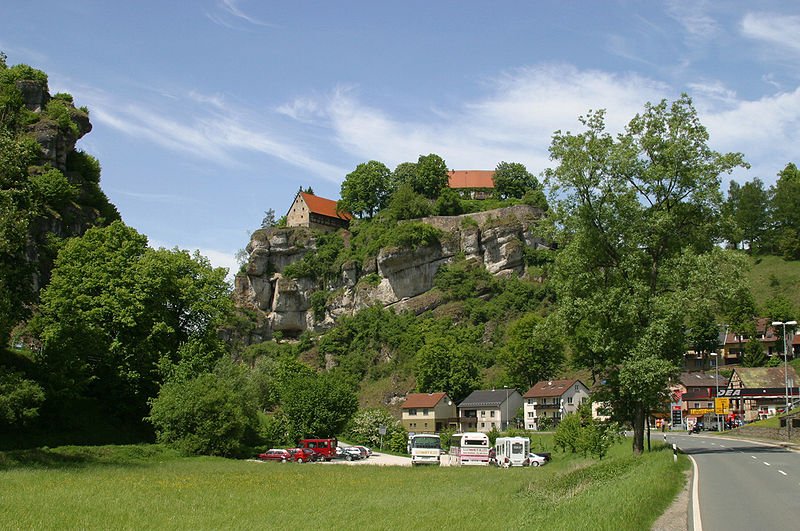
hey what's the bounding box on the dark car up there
[288,448,317,463]
[258,449,293,462]
[342,447,363,461]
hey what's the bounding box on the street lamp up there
[503,386,509,431]
[771,320,797,413]
[710,352,720,431]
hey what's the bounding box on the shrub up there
[147,370,258,456]
[345,408,402,449]
[0,368,45,425]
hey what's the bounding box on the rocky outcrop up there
[233,205,550,340]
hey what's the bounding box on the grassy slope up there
[0,441,688,531]
[746,254,800,310]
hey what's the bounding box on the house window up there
[481,411,485,417]
[567,396,573,405]
[423,409,429,415]
[409,408,417,416]
[490,411,495,418]
[480,422,485,428]
[575,385,579,391]
[528,412,534,418]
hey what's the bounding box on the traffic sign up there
[714,398,730,415]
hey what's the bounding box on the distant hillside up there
[746,255,800,311]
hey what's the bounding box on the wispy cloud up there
[87,87,346,183]
[149,238,238,283]
[665,0,720,42]
[206,0,272,30]
[318,65,669,173]
[741,12,800,54]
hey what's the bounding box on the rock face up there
[233,205,549,340]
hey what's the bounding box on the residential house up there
[457,389,523,433]
[286,191,352,231]
[722,366,800,422]
[684,318,800,370]
[401,392,457,434]
[447,170,494,199]
[672,371,729,427]
[523,379,590,430]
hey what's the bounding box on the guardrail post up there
[673,443,677,463]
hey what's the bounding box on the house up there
[447,170,494,199]
[523,379,590,430]
[723,366,800,422]
[401,392,458,434]
[672,371,729,427]
[457,389,523,433]
[286,191,352,231]
[684,318,800,370]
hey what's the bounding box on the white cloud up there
[206,0,272,30]
[697,87,800,180]
[87,88,345,182]
[322,65,669,174]
[741,12,800,54]
[665,0,720,41]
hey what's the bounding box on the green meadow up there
[0,440,688,530]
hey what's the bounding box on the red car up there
[258,449,293,462]
[288,448,317,463]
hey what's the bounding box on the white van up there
[494,436,530,467]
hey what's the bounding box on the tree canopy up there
[546,95,749,454]
[339,160,392,218]
[35,221,232,419]
[493,161,539,200]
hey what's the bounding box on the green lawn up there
[0,441,688,530]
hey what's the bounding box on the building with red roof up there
[286,191,352,231]
[447,170,495,199]
[523,379,590,430]
[401,392,457,433]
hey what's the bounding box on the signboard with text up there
[714,398,730,415]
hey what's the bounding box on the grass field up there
[0,440,688,530]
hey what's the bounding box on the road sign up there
[378,425,387,435]
[714,398,730,415]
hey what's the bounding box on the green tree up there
[554,411,583,453]
[723,178,770,253]
[546,95,747,454]
[339,160,392,218]
[280,371,358,441]
[384,183,432,220]
[391,161,418,193]
[0,368,45,425]
[147,362,258,456]
[36,221,232,419]
[345,408,403,449]
[742,338,767,367]
[434,186,463,216]
[493,161,539,200]
[414,154,449,199]
[501,313,563,390]
[415,336,480,401]
[770,163,800,259]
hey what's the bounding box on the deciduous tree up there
[546,95,748,454]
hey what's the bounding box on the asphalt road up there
[669,433,800,530]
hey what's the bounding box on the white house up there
[523,379,590,430]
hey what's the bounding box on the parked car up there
[528,452,549,467]
[342,447,363,461]
[354,445,371,458]
[258,449,293,463]
[288,448,318,463]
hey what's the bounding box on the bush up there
[147,371,258,456]
[345,408,403,449]
[0,368,45,425]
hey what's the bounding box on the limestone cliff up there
[233,205,549,341]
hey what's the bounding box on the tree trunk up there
[646,409,651,452]
[632,404,645,455]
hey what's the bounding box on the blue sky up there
[2,1,800,277]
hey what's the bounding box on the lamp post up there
[503,386,509,431]
[771,320,797,413]
[710,352,721,431]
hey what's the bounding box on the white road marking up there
[779,470,787,476]
[752,456,757,459]
[720,445,726,448]
[689,455,703,531]
[764,462,771,466]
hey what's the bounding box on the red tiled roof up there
[402,392,449,409]
[447,170,495,189]
[524,379,583,398]
[300,192,352,221]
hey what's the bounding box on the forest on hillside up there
[3,57,800,456]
